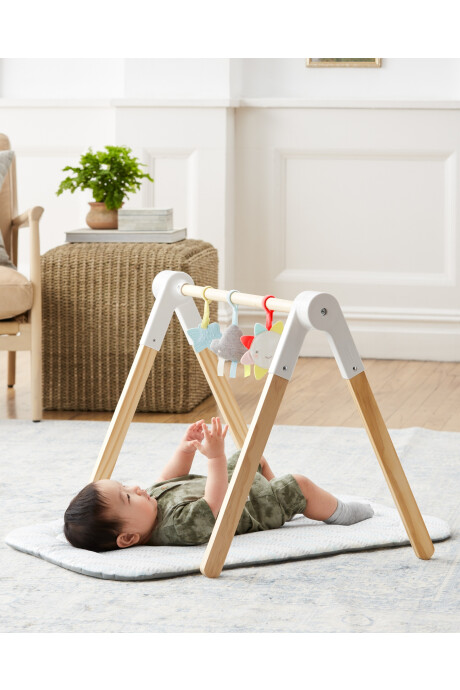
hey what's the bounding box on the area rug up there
[1,420,458,632]
[2,420,451,580]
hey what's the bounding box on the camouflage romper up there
[146,451,306,546]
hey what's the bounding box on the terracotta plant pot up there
[86,202,120,230]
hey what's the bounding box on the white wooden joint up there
[270,291,364,380]
[303,292,364,379]
[140,270,197,349]
[269,293,311,380]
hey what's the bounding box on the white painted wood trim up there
[238,99,460,110]
[0,99,239,109]
[112,99,240,108]
[218,305,460,362]
[221,304,460,327]
[4,98,460,110]
[5,99,460,361]
[275,269,455,287]
[0,100,114,108]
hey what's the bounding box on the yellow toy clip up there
[186,286,222,353]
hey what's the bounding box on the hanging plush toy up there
[187,286,222,353]
[209,290,249,378]
[240,295,284,380]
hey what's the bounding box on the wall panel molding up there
[274,148,457,288]
[3,100,460,360]
[141,148,198,233]
[235,106,460,359]
[220,305,460,362]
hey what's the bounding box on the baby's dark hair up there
[64,482,122,552]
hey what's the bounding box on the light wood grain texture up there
[0,137,44,420]
[90,346,157,482]
[196,348,247,448]
[3,356,460,430]
[28,211,43,422]
[0,324,31,350]
[7,351,15,387]
[347,371,434,560]
[200,373,289,578]
[181,284,292,313]
[0,207,43,421]
[0,322,21,335]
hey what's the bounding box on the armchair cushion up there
[0,149,15,269]
[0,265,33,319]
[0,234,14,268]
[0,149,13,187]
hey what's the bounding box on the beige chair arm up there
[11,206,44,229]
[10,206,44,285]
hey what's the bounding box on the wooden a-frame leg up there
[196,348,247,449]
[90,345,158,482]
[200,373,289,578]
[347,371,434,560]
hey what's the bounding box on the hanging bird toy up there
[187,286,222,353]
[240,295,284,380]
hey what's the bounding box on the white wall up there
[0,58,234,100]
[1,59,460,361]
[0,59,125,99]
[3,58,460,101]
[234,105,460,361]
[123,59,233,99]
[239,59,460,100]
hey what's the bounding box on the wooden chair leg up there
[30,344,42,422]
[7,351,16,387]
[200,373,289,578]
[29,212,43,422]
[30,313,43,422]
[90,345,157,482]
[347,371,434,560]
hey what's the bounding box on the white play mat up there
[5,495,450,581]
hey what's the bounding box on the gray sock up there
[324,498,374,526]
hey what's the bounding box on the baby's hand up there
[180,420,205,453]
[191,417,228,460]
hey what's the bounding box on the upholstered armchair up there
[0,134,44,421]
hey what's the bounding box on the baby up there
[64,417,374,552]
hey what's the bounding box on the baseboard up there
[218,305,460,362]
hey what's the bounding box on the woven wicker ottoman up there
[41,240,218,413]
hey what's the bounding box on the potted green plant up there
[56,145,154,229]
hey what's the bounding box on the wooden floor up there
[2,352,460,431]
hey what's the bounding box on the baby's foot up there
[324,499,374,526]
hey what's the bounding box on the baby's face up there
[97,479,158,544]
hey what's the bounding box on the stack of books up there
[118,208,174,231]
[66,208,187,243]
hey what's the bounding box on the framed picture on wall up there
[306,58,381,68]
